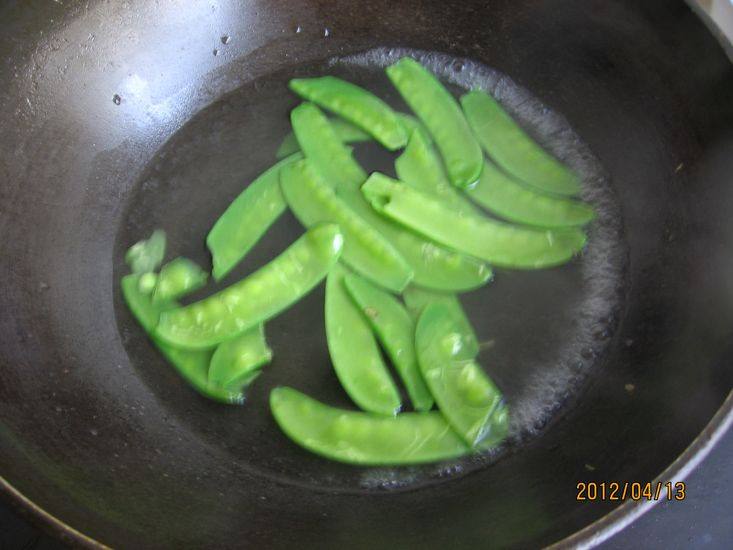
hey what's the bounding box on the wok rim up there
[1,391,731,548]
[2,2,732,546]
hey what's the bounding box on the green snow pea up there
[326,263,402,416]
[289,76,407,150]
[277,113,424,160]
[270,386,472,465]
[386,57,483,188]
[152,257,208,303]
[137,272,158,295]
[336,185,491,292]
[125,229,166,274]
[280,159,412,292]
[416,302,506,447]
[343,273,433,411]
[121,274,245,404]
[395,129,480,217]
[396,113,432,145]
[290,102,366,188]
[362,173,587,269]
[122,274,179,337]
[276,119,370,159]
[207,154,301,281]
[461,90,580,196]
[466,159,595,228]
[156,223,343,349]
[208,324,272,389]
[323,131,490,292]
[402,286,479,360]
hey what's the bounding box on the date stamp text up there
[576,481,686,501]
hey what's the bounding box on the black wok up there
[1,0,732,547]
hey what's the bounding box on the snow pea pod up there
[336,185,491,292]
[125,229,166,274]
[290,76,407,150]
[276,119,370,159]
[386,57,483,188]
[138,272,158,295]
[270,386,472,465]
[362,173,587,269]
[395,130,480,217]
[323,130,490,291]
[290,102,366,188]
[416,302,506,447]
[208,324,272,390]
[121,274,245,404]
[326,263,402,416]
[152,257,208,303]
[277,114,422,160]
[207,154,301,281]
[402,286,478,360]
[461,90,580,196]
[280,159,412,292]
[343,273,433,411]
[466,159,595,228]
[156,223,343,349]
[122,274,181,336]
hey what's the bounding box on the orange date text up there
[576,481,686,501]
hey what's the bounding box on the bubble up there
[359,468,419,490]
[433,462,464,478]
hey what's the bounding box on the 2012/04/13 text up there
[576,481,686,501]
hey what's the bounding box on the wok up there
[1,0,732,547]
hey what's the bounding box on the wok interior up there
[1,1,732,547]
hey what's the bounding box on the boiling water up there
[115,47,626,493]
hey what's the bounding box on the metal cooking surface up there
[1,1,732,547]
